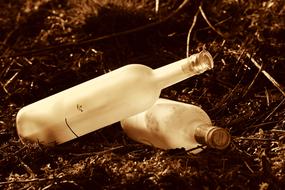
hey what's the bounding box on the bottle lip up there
[198,50,214,70]
[184,50,214,75]
[206,127,231,150]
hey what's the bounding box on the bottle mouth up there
[188,50,214,74]
[198,50,214,70]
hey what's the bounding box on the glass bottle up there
[16,50,213,145]
[120,98,231,153]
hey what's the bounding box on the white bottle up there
[16,50,213,146]
[120,98,231,153]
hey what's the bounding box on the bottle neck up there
[153,50,214,89]
[194,125,231,150]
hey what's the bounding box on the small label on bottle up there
[77,104,84,112]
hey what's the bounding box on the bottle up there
[16,50,214,146]
[120,98,231,153]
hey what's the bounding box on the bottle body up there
[17,65,160,145]
[120,98,230,153]
[16,50,214,146]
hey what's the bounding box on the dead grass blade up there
[246,53,285,97]
[186,7,199,57]
[199,5,227,38]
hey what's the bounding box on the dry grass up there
[0,0,284,189]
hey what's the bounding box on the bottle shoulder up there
[113,64,155,84]
[121,98,213,152]
[120,64,153,74]
[149,98,212,124]
[141,99,212,140]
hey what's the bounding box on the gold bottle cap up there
[206,127,231,150]
[195,125,231,150]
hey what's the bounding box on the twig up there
[42,183,53,190]
[234,137,274,141]
[246,53,285,122]
[199,5,226,38]
[242,63,263,97]
[3,71,19,94]
[263,97,285,122]
[234,48,246,77]
[244,161,255,173]
[13,144,28,155]
[271,129,285,133]
[19,159,35,178]
[42,180,80,190]
[231,141,253,157]
[243,120,279,135]
[186,8,200,57]
[264,87,270,106]
[0,58,15,78]
[247,121,278,129]
[155,0,159,14]
[0,177,55,186]
[246,53,285,97]
[186,145,205,154]
[5,0,191,58]
[215,66,246,109]
[2,12,21,45]
[196,17,232,32]
[69,145,124,157]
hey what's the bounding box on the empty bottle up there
[16,50,213,146]
[120,98,231,153]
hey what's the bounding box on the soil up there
[0,0,284,189]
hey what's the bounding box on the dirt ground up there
[0,0,284,189]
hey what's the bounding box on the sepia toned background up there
[0,0,284,189]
